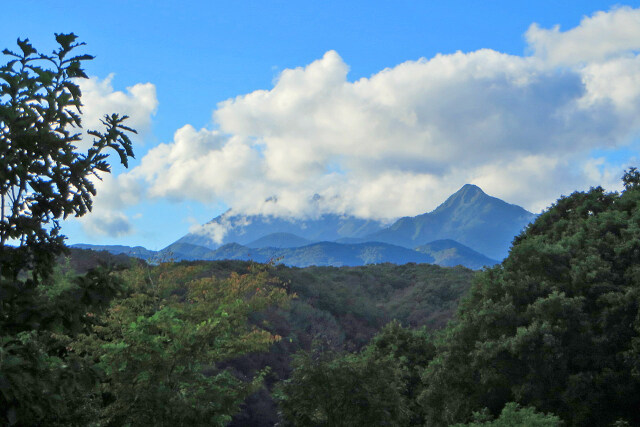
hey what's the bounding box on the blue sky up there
[3,1,640,249]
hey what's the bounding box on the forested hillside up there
[19,255,472,426]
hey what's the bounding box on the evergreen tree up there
[420,172,640,426]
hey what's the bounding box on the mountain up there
[171,184,535,260]
[246,232,312,248]
[363,184,536,259]
[160,242,215,261]
[204,241,435,267]
[415,239,499,270]
[173,212,387,249]
[71,244,156,260]
[71,239,496,269]
[81,184,534,267]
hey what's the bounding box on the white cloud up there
[78,74,158,143]
[134,125,263,202]
[526,6,640,66]
[73,76,158,237]
[81,210,133,237]
[91,6,640,236]
[77,172,144,237]
[189,215,252,244]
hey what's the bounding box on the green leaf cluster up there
[0,34,137,425]
[0,33,135,281]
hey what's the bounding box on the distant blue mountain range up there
[415,239,498,270]
[174,212,387,248]
[246,232,313,248]
[74,184,535,269]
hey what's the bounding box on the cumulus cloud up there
[74,76,158,237]
[93,5,640,237]
[78,74,158,143]
[81,210,133,237]
[134,125,262,203]
[77,171,146,237]
[526,6,640,66]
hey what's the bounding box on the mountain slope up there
[415,239,498,270]
[364,184,536,259]
[246,232,312,248]
[160,242,215,261]
[204,241,435,267]
[87,184,534,265]
[71,244,156,260]
[74,240,503,268]
[173,212,387,249]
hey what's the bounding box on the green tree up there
[0,34,135,426]
[276,321,436,427]
[452,402,562,427]
[0,33,134,280]
[80,262,291,426]
[420,173,640,426]
[364,321,435,425]
[276,348,409,427]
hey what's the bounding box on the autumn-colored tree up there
[80,262,291,426]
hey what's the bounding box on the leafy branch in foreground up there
[0,33,135,280]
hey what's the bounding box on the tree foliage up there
[78,262,291,426]
[451,402,562,427]
[276,348,408,427]
[0,33,136,426]
[0,33,134,280]
[276,321,435,426]
[420,176,640,426]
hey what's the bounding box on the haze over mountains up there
[75,184,536,269]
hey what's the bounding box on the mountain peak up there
[436,184,488,210]
[370,184,536,260]
[458,183,485,195]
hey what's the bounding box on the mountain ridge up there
[246,232,313,248]
[173,184,534,261]
[362,184,536,259]
[175,213,388,249]
[75,184,535,268]
[72,239,499,269]
[415,239,498,270]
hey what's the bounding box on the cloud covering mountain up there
[79,6,640,237]
[180,210,387,248]
[174,184,533,262]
